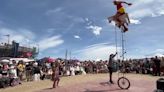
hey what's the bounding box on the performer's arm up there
[112,52,117,58]
[120,1,132,6]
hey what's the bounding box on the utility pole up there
[3,34,10,57]
[27,39,30,49]
[65,49,68,70]
[65,49,68,60]
[69,51,71,61]
[37,44,39,54]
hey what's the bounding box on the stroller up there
[9,73,21,87]
[0,73,21,88]
[0,76,10,88]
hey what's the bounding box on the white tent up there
[1,59,10,63]
[10,58,35,63]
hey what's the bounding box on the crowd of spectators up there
[0,56,163,88]
[0,60,44,88]
[119,56,163,76]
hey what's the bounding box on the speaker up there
[156,78,164,91]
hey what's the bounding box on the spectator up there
[145,58,151,74]
[70,65,75,76]
[108,52,117,84]
[25,62,33,81]
[2,63,9,77]
[9,61,17,78]
[153,56,161,76]
[33,62,41,81]
[17,61,25,81]
[52,61,60,88]
[0,65,2,75]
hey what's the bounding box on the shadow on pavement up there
[83,82,124,92]
[84,89,109,92]
[40,87,55,91]
[99,82,112,86]
[43,88,53,90]
[84,88,123,92]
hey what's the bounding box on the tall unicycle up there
[108,0,132,89]
[117,29,130,89]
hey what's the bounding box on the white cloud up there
[86,25,102,36]
[74,35,80,39]
[145,53,164,58]
[74,43,121,60]
[126,55,145,59]
[46,7,84,23]
[38,35,64,51]
[154,53,164,57]
[68,16,84,23]
[85,18,102,35]
[145,48,164,57]
[159,10,164,15]
[0,27,64,52]
[0,28,35,45]
[18,29,35,39]
[155,49,164,53]
[85,18,89,22]
[130,19,141,24]
[47,28,56,33]
[130,9,154,19]
[86,42,110,48]
[86,21,92,26]
[128,0,164,20]
[46,7,63,15]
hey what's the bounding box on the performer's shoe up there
[123,27,128,32]
[109,80,114,84]
[107,17,111,23]
[118,25,121,28]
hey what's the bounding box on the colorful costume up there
[117,3,125,14]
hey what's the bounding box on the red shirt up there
[116,3,123,10]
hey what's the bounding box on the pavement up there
[0,73,161,92]
[39,74,159,92]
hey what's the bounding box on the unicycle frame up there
[117,31,131,89]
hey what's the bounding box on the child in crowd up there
[52,61,60,88]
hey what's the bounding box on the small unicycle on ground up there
[117,76,130,89]
[117,67,130,89]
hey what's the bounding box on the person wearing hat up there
[108,52,117,84]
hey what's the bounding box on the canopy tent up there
[10,58,35,63]
[47,58,55,63]
[0,59,10,63]
[39,57,55,63]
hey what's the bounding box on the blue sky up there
[0,0,164,60]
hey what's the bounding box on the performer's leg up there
[53,80,56,88]
[108,17,112,23]
[56,78,60,86]
[157,67,161,76]
[108,67,111,81]
[108,67,114,84]
[110,71,114,84]
[122,24,128,32]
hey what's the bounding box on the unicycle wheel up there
[117,77,130,89]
